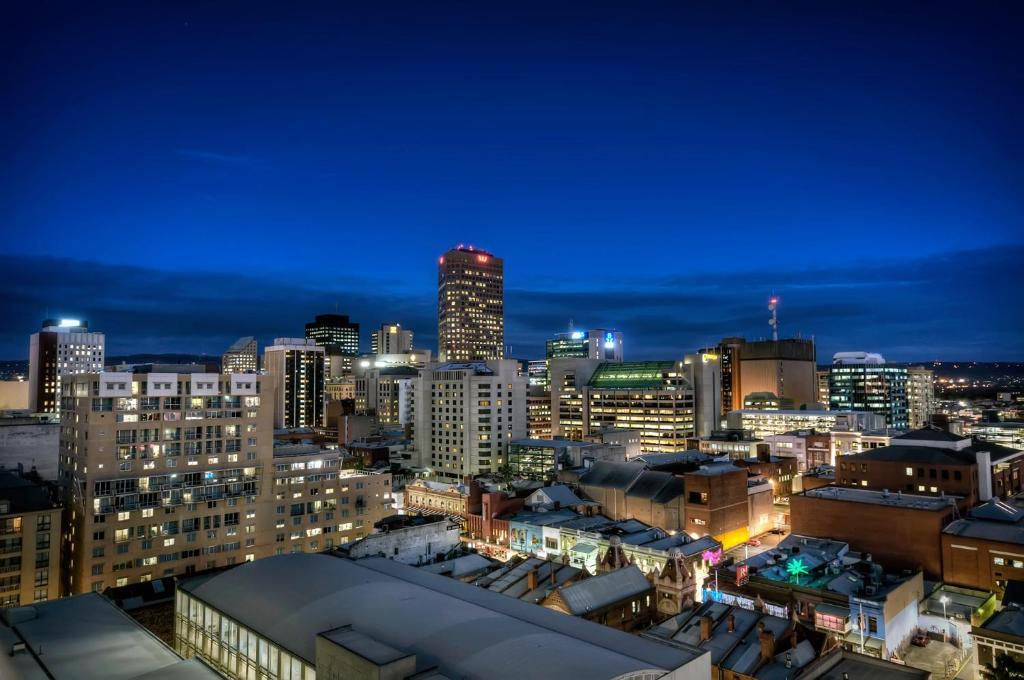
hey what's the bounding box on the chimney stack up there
[978,450,993,502]
[527,568,538,591]
[700,615,714,642]
[759,622,776,660]
[727,614,736,632]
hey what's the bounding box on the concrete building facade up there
[28,319,105,414]
[437,245,504,362]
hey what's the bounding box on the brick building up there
[834,427,1024,508]
[942,498,1024,594]
[790,486,956,578]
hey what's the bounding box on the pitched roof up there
[555,565,652,615]
[579,461,645,490]
[624,470,685,503]
[532,485,584,507]
[587,361,688,389]
[896,428,969,443]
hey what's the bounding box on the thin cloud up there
[175,149,265,168]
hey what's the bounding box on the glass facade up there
[176,588,316,680]
[828,364,909,429]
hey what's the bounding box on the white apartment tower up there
[412,360,526,481]
[29,318,105,413]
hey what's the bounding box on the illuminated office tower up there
[222,337,257,374]
[264,339,326,429]
[28,318,105,413]
[370,323,413,355]
[58,369,272,593]
[546,329,623,362]
[587,361,696,452]
[305,314,359,376]
[829,352,909,429]
[437,245,504,362]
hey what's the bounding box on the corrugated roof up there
[557,565,652,615]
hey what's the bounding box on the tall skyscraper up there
[28,318,105,413]
[907,366,936,429]
[370,323,413,355]
[264,338,326,429]
[546,329,624,362]
[828,352,909,429]
[305,314,359,376]
[437,245,504,362]
[222,336,258,374]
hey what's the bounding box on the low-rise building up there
[727,410,885,438]
[542,564,655,631]
[790,486,956,579]
[695,428,768,460]
[1,591,219,679]
[714,535,924,659]
[175,552,711,680]
[834,428,1024,508]
[973,603,1024,671]
[341,514,461,565]
[942,497,1024,594]
[763,429,832,472]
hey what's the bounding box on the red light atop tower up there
[477,254,489,263]
[438,256,444,265]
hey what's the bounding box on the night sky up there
[3,2,1022,361]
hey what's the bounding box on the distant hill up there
[0,354,218,380]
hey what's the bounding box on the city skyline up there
[2,241,1022,362]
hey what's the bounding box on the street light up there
[939,594,951,643]
[939,594,949,619]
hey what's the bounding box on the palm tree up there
[982,653,1024,680]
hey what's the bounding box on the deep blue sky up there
[2,2,1022,361]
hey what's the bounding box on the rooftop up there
[556,565,652,615]
[587,361,688,390]
[0,593,219,680]
[800,486,958,511]
[0,470,58,514]
[179,553,704,679]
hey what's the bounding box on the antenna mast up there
[768,295,779,342]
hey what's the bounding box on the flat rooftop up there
[0,593,219,680]
[799,486,958,510]
[179,553,706,679]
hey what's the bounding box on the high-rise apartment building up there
[412,360,526,481]
[370,323,413,355]
[829,352,909,429]
[59,370,272,594]
[546,329,624,362]
[221,337,257,374]
[28,318,105,413]
[437,245,504,362]
[264,339,326,429]
[587,361,696,452]
[305,314,359,376]
[907,366,936,429]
